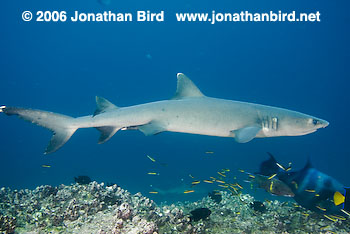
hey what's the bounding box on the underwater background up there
[0,0,349,206]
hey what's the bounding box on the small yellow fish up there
[218,184,228,188]
[305,189,316,193]
[330,215,346,221]
[147,155,156,162]
[276,163,286,171]
[203,180,214,184]
[265,199,272,204]
[268,174,277,180]
[189,174,195,179]
[323,214,337,222]
[210,176,216,180]
[235,183,243,189]
[184,190,195,194]
[315,194,320,197]
[216,180,226,184]
[293,204,300,208]
[285,167,292,172]
[320,225,330,230]
[217,172,226,177]
[42,165,51,168]
[239,169,245,173]
[236,212,240,215]
[269,181,274,192]
[341,209,350,217]
[149,191,158,194]
[205,151,214,154]
[191,181,200,185]
[223,168,230,172]
[248,174,255,179]
[316,206,326,212]
[147,172,158,175]
[291,181,298,190]
[228,188,237,194]
[302,213,309,217]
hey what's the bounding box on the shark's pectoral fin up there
[96,126,121,144]
[233,126,261,143]
[138,121,167,136]
[94,96,119,116]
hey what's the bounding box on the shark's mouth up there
[300,129,317,135]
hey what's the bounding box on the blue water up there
[0,0,349,203]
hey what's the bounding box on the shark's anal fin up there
[96,126,120,144]
[232,126,261,143]
[138,121,166,136]
[172,73,205,100]
[94,96,118,117]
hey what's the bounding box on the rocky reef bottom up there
[1,182,350,234]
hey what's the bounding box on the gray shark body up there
[0,73,329,154]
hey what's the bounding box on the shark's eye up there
[312,119,319,125]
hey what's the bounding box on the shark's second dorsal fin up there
[94,96,118,116]
[172,73,205,100]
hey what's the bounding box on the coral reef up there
[1,182,350,233]
[0,215,16,234]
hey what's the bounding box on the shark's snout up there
[320,119,329,128]
[323,121,329,128]
[314,119,329,130]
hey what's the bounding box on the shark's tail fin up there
[1,106,77,154]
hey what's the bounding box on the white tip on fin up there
[0,105,6,112]
[172,73,205,100]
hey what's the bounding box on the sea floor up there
[1,182,349,234]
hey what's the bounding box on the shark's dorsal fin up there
[94,96,118,116]
[172,73,205,100]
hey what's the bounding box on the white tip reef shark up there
[0,73,329,154]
